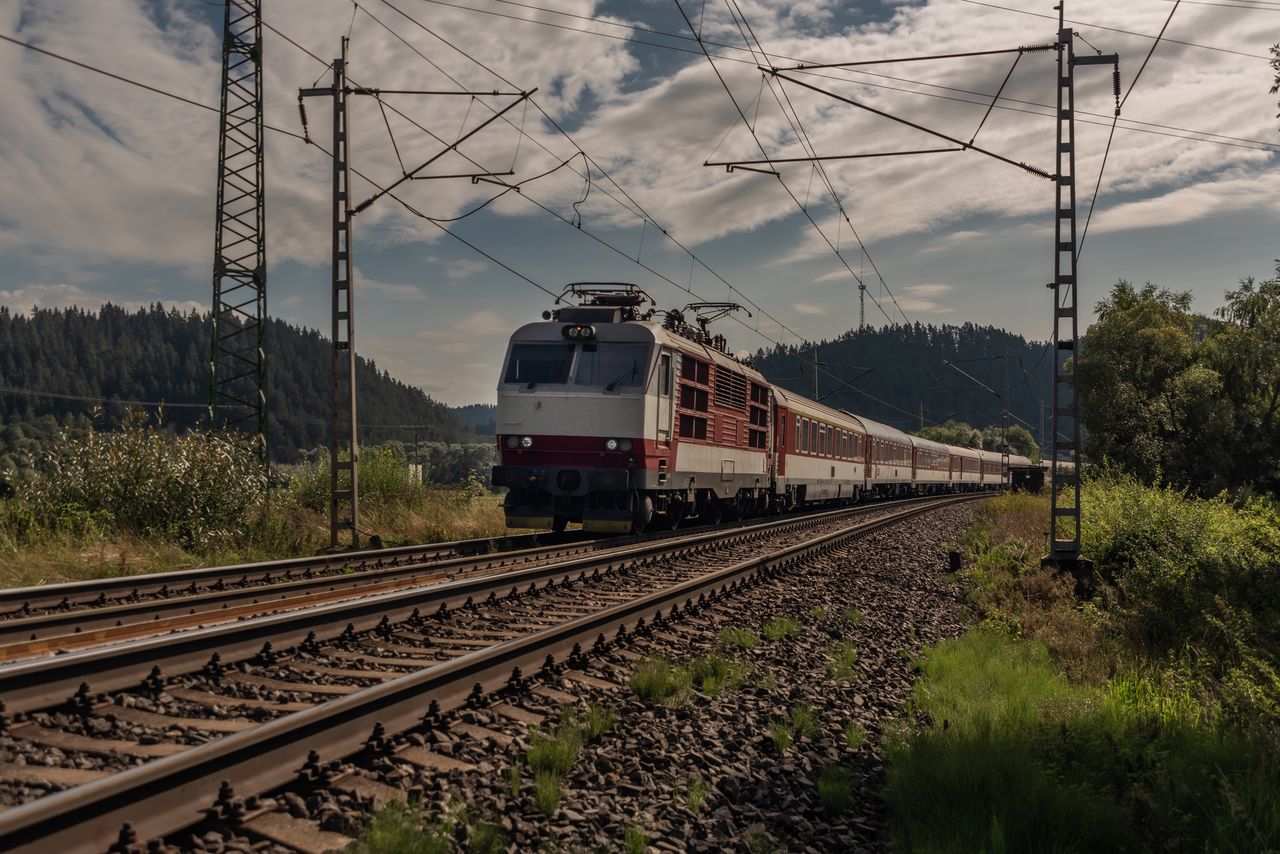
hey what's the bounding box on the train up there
[491,285,1034,533]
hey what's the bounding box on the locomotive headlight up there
[604,438,619,451]
[519,435,534,449]
[505,435,519,449]
[620,438,633,451]
[566,326,580,338]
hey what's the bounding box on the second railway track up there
[0,494,983,852]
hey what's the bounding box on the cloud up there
[416,309,512,355]
[895,283,954,314]
[793,301,826,315]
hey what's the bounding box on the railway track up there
[0,493,982,852]
[0,497,954,658]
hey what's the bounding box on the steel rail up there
[0,529,598,615]
[0,496,947,650]
[0,493,983,854]
[0,498,930,713]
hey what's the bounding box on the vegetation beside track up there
[0,417,512,587]
[886,478,1280,851]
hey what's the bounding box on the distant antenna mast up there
[209,0,267,458]
[858,283,866,329]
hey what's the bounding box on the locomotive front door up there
[655,350,674,449]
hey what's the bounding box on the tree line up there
[0,303,481,467]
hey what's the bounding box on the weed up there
[346,799,451,854]
[623,821,648,854]
[465,819,506,854]
[578,703,616,741]
[844,720,866,750]
[827,640,859,682]
[718,626,760,651]
[686,776,709,811]
[818,765,856,815]
[743,829,780,853]
[842,606,863,626]
[763,615,801,641]
[527,725,581,778]
[630,656,691,705]
[533,770,561,816]
[790,704,819,740]
[754,671,778,692]
[809,606,826,620]
[769,719,793,753]
[687,652,750,696]
[507,760,522,797]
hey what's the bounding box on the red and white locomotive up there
[492,285,1029,533]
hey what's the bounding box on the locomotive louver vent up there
[558,307,620,323]
[714,368,748,410]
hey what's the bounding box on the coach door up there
[655,350,674,449]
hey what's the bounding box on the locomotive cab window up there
[504,342,574,385]
[575,343,651,389]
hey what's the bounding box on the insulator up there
[297,97,311,142]
[1112,67,1122,115]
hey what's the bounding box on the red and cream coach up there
[492,285,1028,533]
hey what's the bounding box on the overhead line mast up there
[209,0,267,459]
[299,38,532,549]
[703,2,1117,569]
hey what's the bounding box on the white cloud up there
[416,309,512,355]
[896,283,954,314]
[793,301,826,315]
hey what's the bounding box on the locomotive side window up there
[658,353,672,396]
[504,343,574,385]
[681,354,710,384]
[575,343,650,389]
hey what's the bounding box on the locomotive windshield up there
[575,343,651,389]
[504,342,574,385]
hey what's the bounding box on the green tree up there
[920,420,981,448]
[1204,273,1280,492]
[1076,281,1233,492]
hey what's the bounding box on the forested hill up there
[0,304,475,461]
[752,323,1051,436]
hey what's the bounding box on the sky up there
[0,0,1277,406]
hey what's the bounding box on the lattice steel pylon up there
[209,0,267,457]
[1046,4,1116,567]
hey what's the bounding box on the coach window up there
[810,421,818,456]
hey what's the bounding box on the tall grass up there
[888,475,1280,852]
[0,425,512,586]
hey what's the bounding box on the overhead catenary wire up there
[1077,0,1182,263]
[375,1,1279,154]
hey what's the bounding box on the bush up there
[12,414,264,551]
[1082,473,1280,657]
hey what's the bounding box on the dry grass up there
[0,490,519,589]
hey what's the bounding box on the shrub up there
[623,822,648,854]
[14,415,264,551]
[1082,474,1280,657]
[533,771,561,816]
[789,703,819,739]
[687,652,750,696]
[844,720,866,749]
